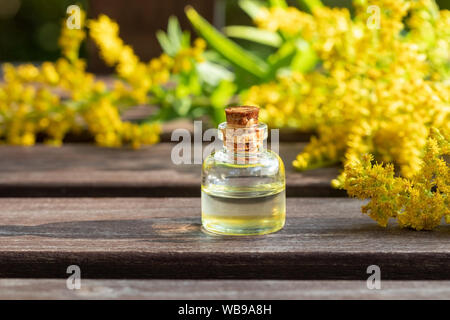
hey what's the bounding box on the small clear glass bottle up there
[201,106,286,235]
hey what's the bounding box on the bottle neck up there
[218,122,268,164]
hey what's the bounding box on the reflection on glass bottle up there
[201,106,286,235]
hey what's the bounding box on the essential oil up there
[201,106,286,235]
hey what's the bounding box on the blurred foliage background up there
[0,0,88,61]
[1,0,448,64]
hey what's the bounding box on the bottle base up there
[202,217,285,236]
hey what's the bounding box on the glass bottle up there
[201,106,286,235]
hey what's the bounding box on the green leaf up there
[185,6,269,79]
[173,98,192,117]
[265,38,318,79]
[187,72,202,96]
[181,31,191,48]
[203,50,233,68]
[168,16,183,52]
[196,61,235,86]
[211,80,237,108]
[268,0,287,8]
[268,41,296,67]
[238,0,265,19]
[224,25,282,47]
[156,30,176,56]
[210,80,237,124]
[297,0,323,12]
[157,16,186,56]
[291,39,318,73]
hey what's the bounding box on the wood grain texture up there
[0,198,448,279]
[1,279,449,300]
[0,143,343,197]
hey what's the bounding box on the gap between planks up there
[0,143,344,197]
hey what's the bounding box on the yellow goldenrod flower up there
[243,1,449,180]
[336,129,449,230]
[0,9,161,148]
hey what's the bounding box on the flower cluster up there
[59,10,86,63]
[82,97,159,148]
[89,15,166,104]
[243,71,328,130]
[0,10,214,147]
[334,128,449,230]
[244,0,449,179]
[255,6,314,36]
[89,14,206,105]
[0,75,71,146]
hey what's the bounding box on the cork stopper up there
[220,106,265,162]
[225,106,259,128]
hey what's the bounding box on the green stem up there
[185,6,269,79]
[297,0,323,12]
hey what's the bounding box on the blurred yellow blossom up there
[59,9,86,62]
[0,9,161,148]
[244,0,450,179]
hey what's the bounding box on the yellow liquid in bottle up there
[201,187,286,236]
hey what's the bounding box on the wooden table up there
[0,142,448,299]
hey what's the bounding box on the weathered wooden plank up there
[0,143,343,197]
[1,279,449,300]
[0,198,448,279]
